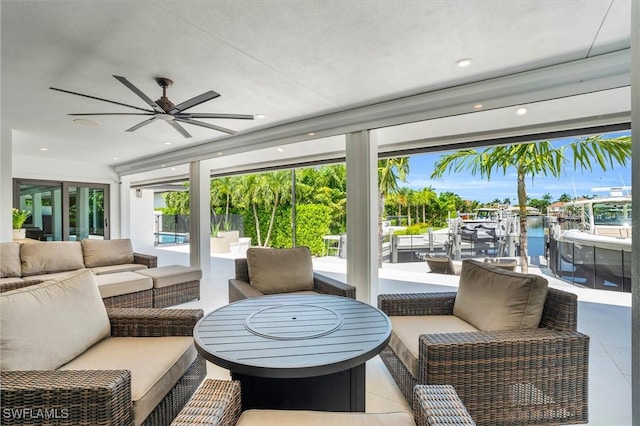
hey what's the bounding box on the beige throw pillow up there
[453,259,548,331]
[20,241,85,276]
[246,247,314,294]
[1,242,22,278]
[0,269,111,371]
[82,239,135,268]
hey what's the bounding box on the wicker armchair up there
[228,250,355,302]
[1,308,206,426]
[378,286,589,426]
[170,379,476,426]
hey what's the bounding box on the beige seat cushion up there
[95,272,153,298]
[24,270,82,282]
[20,241,85,276]
[1,242,22,278]
[389,315,478,377]
[237,409,415,426]
[59,336,197,426]
[0,277,25,285]
[82,239,135,268]
[0,269,110,371]
[246,247,314,294]
[91,263,148,275]
[135,265,202,288]
[453,260,548,331]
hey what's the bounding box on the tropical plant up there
[12,208,31,229]
[163,185,190,214]
[430,135,631,272]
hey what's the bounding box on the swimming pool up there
[155,232,187,244]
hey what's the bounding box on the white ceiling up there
[1,0,632,183]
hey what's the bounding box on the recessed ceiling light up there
[112,157,118,160]
[161,164,166,167]
[164,141,171,145]
[308,132,315,136]
[40,148,48,151]
[217,152,223,156]
[474,104,483,109]
[277,148,284,152]
[456,58,473,68]
[73,118,100,127]
[171,167,177,171]
[516,107,528,115]
[255,114,266,119]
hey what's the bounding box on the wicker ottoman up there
[136,265,202,308]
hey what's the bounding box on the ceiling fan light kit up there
[50,75,254,138]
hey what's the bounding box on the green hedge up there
[239,204,332,256]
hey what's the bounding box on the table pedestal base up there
[232,364,365,412]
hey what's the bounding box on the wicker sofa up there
[0,240,200,308]
[0,269,206,426]
[378,259,589,426]
[170,379,476,426]
[228,246,356,302]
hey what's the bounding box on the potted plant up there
[12,208,31,240]
[210,218,230,254]
[217,215,240,243]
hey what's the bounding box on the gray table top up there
[194,294,391,379]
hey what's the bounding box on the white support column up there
[0,128,12,242]
[189,161,211,278]
[346,130,378,305]
[630,0,639,423]
[119,176,131,239]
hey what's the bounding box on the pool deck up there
[143,244,632,425]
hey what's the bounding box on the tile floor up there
[144,245,632,425]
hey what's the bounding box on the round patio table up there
[194,293,391,412]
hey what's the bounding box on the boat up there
[557,195,631,250]
[555,190,632,289]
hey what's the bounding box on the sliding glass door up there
[68,185,107,240]
[14,179,110,241]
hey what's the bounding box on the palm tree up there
[378,158,409,266]
[558,193,573,203]
[232,174,263,246]
[430,135,631,272]
[210,176,235,229]
[260,171,291,247]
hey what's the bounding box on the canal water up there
[526,216,546,257]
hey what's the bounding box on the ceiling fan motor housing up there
[155,96,175,112]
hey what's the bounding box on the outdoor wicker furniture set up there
[0,239,201,308]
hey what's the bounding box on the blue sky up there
[403,131,632,203]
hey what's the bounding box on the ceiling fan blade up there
[69,113,154,116]
[166,120,192,138]
[169,91,220,114]
[50,87,153,113]
[175,117,236,135]
[125,117,157,132]
[176,113,254,120]
[113,75,164,113]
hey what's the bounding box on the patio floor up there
[143,244,632,425]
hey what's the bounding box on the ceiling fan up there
[50,75,254,138]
